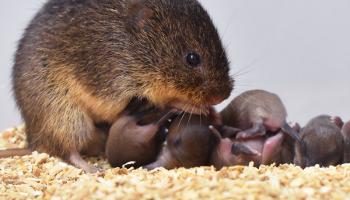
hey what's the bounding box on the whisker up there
[186,106,195,129]
[177,103,189,129]
[234,81,254,87]
[199,108,202,127]
[233,70,252,79]
[221,11,237,41]
[177,111,186,130]
[231,57,261,78]
[156,109,176,126]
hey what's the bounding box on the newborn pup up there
[341,120,350,163]
[143,111,223,169]
[219,90,306,166]
[106,99,177,167]
[220,90,302,144]
[294,115,344,167]
[143,110,272,170]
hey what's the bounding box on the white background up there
[0,0,349,130]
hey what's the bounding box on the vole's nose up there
[207,91,231,105]
[205,76,233,105]
[207,96,225,105]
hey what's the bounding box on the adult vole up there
[11,0,233,172]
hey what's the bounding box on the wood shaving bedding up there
[1,126,350,200]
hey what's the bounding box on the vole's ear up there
[127,0,154,31]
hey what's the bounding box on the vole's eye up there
[186,52,201,68]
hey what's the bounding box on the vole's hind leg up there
[46,102,102,173]
[68,149,99,173]
[236,123,266,139]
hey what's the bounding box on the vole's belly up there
[77,87,130,123]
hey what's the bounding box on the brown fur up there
[106,99,175,167]
[11,0,233,172]
[342,120,350,163]
[144,110,222,170]
[219,90,303,166]
[221,90,287,132]
[273,123,301,165]
[294,115,344,167]
[106,116,160,167]
[220,90,301,145]
[143,109,263,170]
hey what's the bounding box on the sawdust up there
[1,126,350,200]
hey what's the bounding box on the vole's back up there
[13,0,132,156]
[13,0,131,118]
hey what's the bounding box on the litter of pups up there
[2,126,350,199]
[105,89,350,169]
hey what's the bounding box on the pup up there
[106,99,177,167]
[294,115,344,167]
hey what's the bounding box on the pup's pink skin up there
[215,126,285,167]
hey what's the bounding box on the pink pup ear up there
[127,0,154,31]
[289,122,301,133]
[331,116,344,129]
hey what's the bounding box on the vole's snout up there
[207,95,226,105]
[206,82,233,105]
